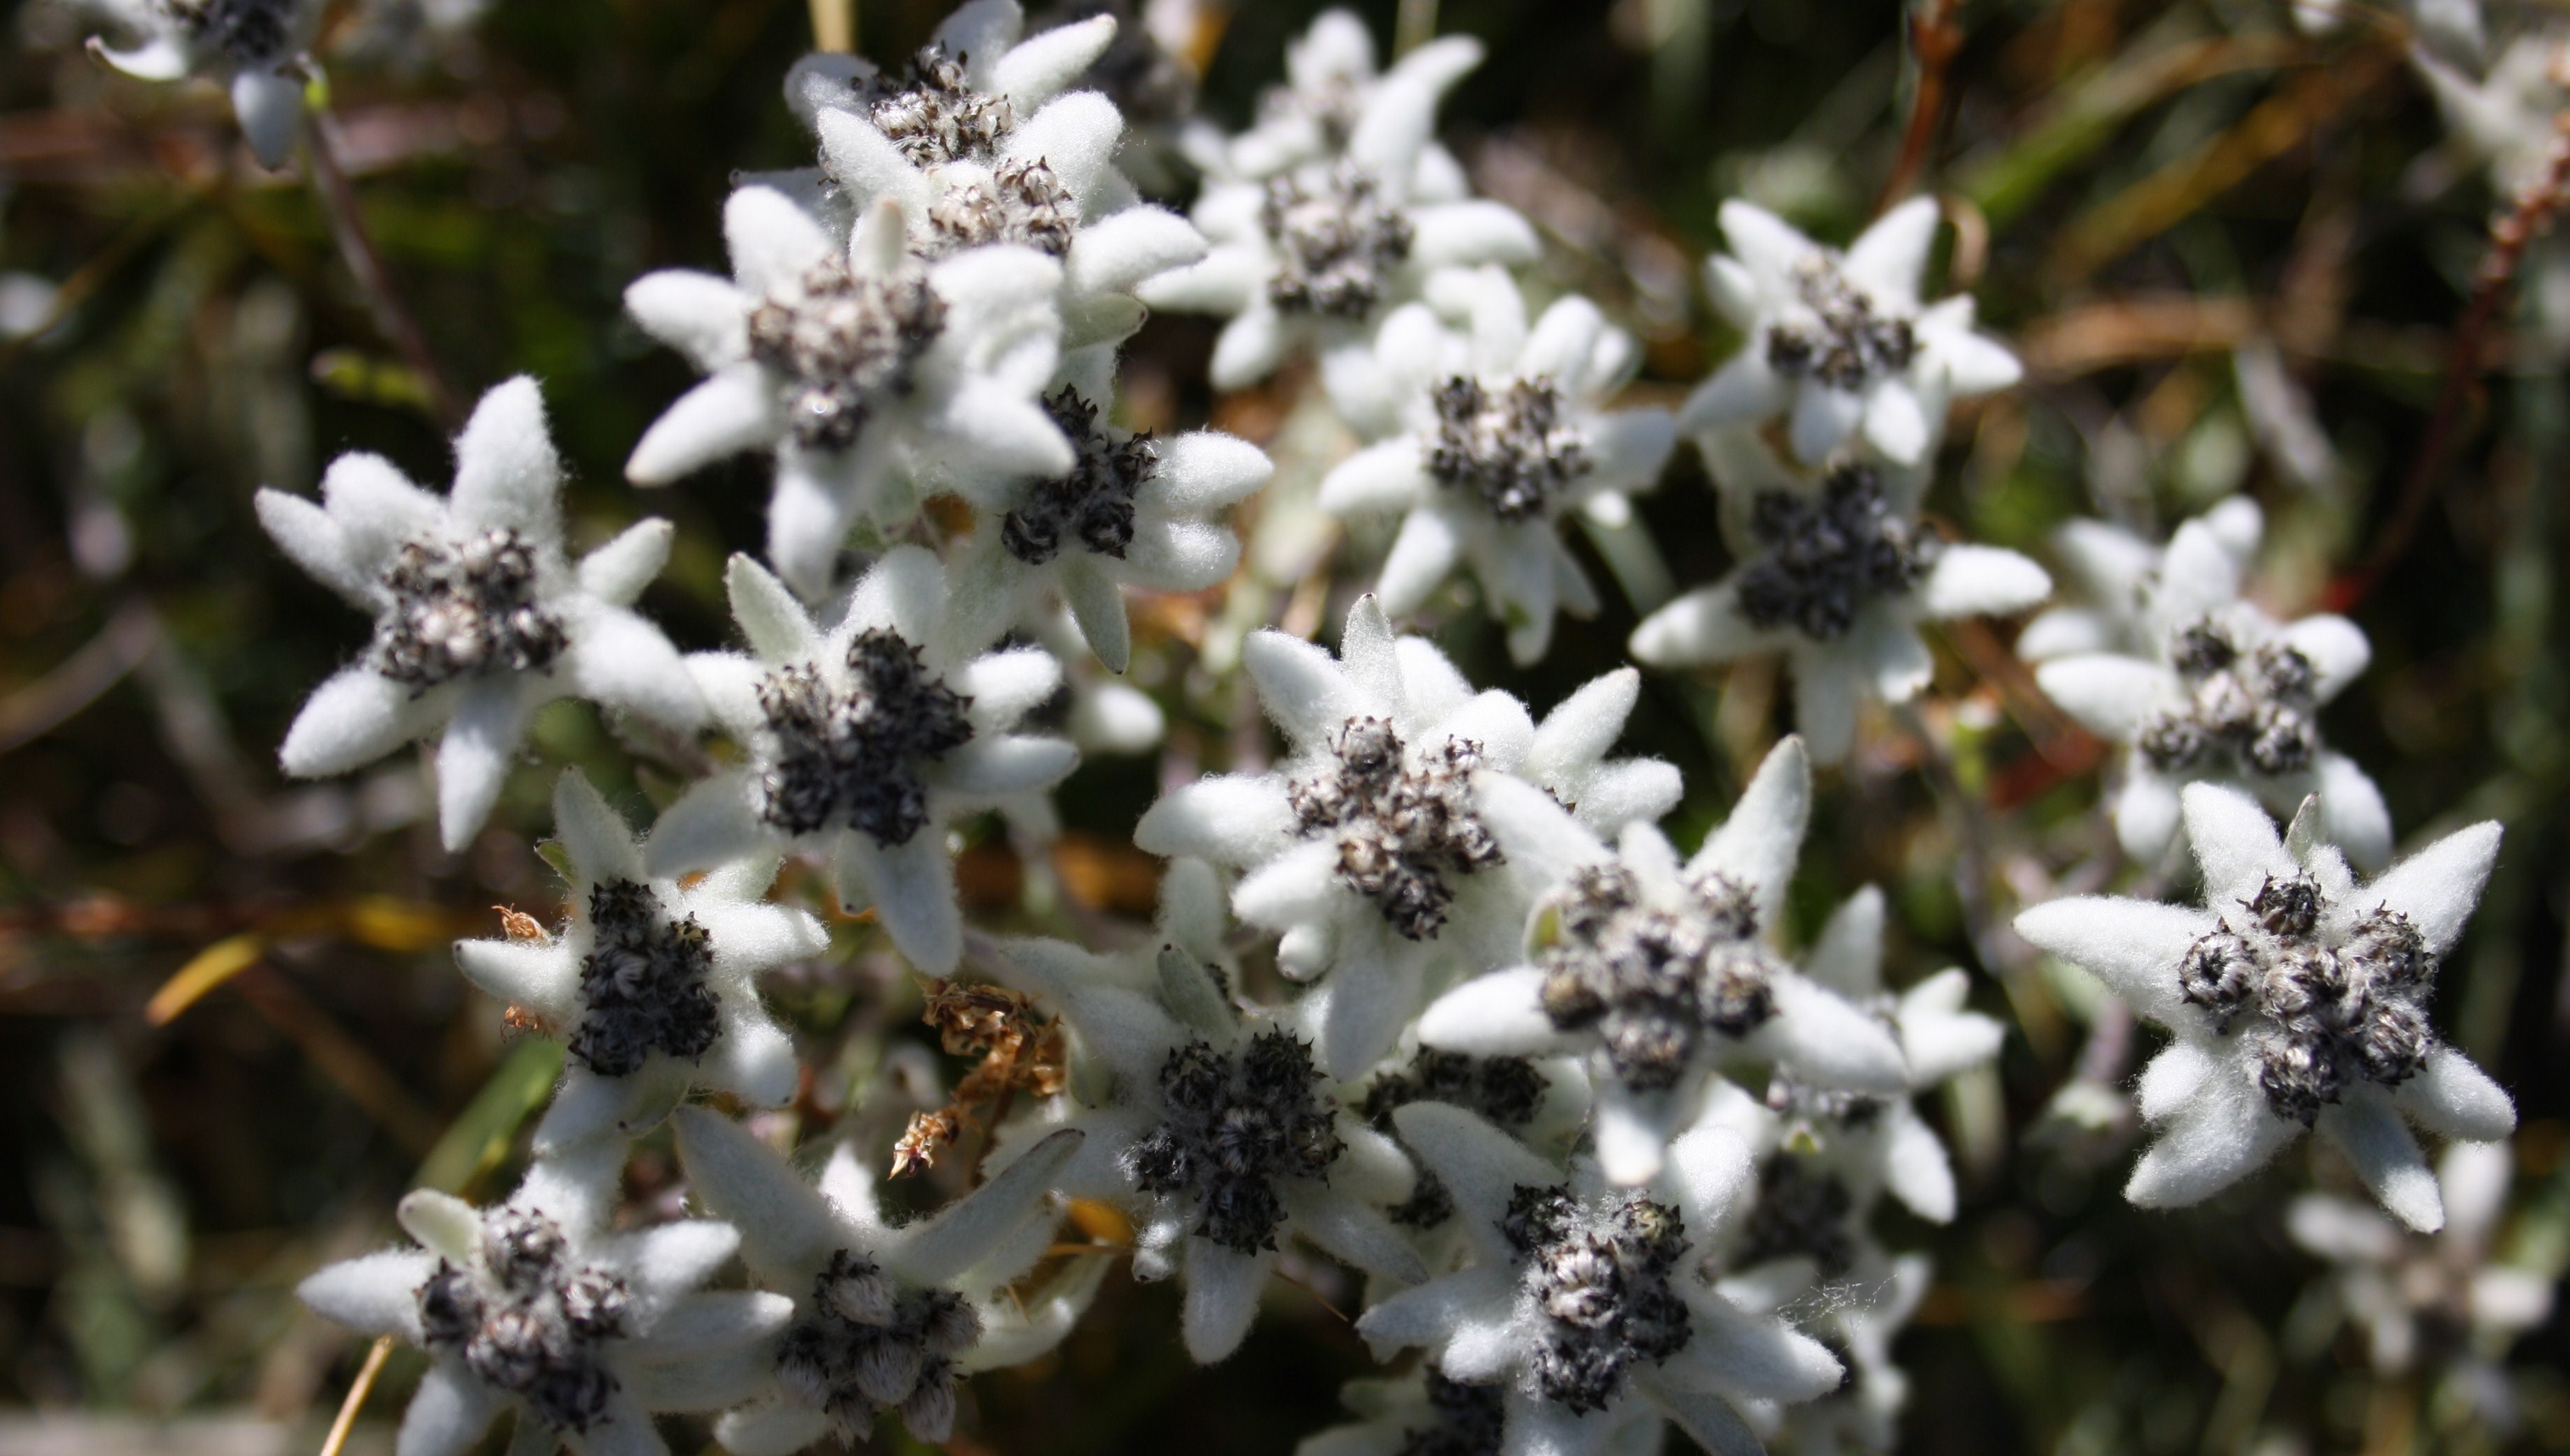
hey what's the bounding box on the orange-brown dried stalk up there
[891,979,1068,1178]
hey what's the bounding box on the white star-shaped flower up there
[668,1106,1093,1452]
[1726,1247,1932,1456]
[2015,784,2516,1231]
[453,769,827,1155]
[941,345,1273,672]
[2031,511,2389,867]
[1419,738,1911,1187]
[85,0,313,168]
[792,13,1212,352]
[645,548,1078,975]
[1136,36,1535,391]
[255,377,705,851]
[2287,1141,2554,1384]
[1629,431,2050,765]
[1318,269,1678,664]
[623,188,1070,597]
[1354,1103,1846,1456]
[1214,10,1484,186]
[1680,197,2022,466]
[2017,496,2262,663]
[296,1141,791,1456]
[987,931,1427,1363]
[1134,595,1681,1078]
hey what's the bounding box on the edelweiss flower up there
[991,937,1426,1362]
[1218,11,1482,185]
[1419,738,1909,1187]
[1629,432,2050,764]
[1134,596,1680,1077]
[1354,1103,1846,1456]
[2014,784,2516,1231]
[296,1142,791,1456]
[943,347,1273,671]
[454,769,827,1154]
[85,0,314,168]
[624,188,1070,596]
[255,377,705,851]
[1680,198,2022,466]
[2031,511,2389,866]
[2017,496,2262,663]
[1733,1249,1932,1456]
[1317,269,1678,663]
[2287,1141,2553,1389]
[645,550,1077,975]
[669,1106,1094,1451]
[798,3,1212,350]
[1137,37,1535,390]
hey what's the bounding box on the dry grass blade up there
[317,1335,394,1456]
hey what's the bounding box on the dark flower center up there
[865,45,1017,166]
[777,1249,982,1442]
[417,1208,631,1434]
[1001,386,1153,565]
[160,0,293,63]
[1426,376,1591,523]
[1538,861,1773,1091]
[1262,163,1414,318]
[568,880,721,1078]
[2136,617,2322,777]
[1394,1370,1508,1456]
[748,255,946,453]
[923,159,1078,260]
[2177,871,2437,1125]
[1502,1184,1694,1414]
[1125,1030,1344,1254]
[758,628,976,845]
[1734,464,1937,641]
[1764,256,1917,391]
[373,529,565,690]
[1287,716,1504,940]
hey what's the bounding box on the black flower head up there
[417,1208,632,1434]
[1734,463,1937,642]
[1503,1184,1694,1413]
[1263,163,1415,318]
[1764,255,1918,391]
[1537,860,1772,1091]
[2137,616,2324,778]
[748,254,947,453]
[1287,717,1504,940]
[758,628,976,845]
[567,879,721,1078]
[777,1249,982,1442]
[1426,376,1592,523]
[1001,386,1154,565]
[1124,1029,1345,1254]
[164,0,296,65]
[865,44,1017,166]
[373,529,566,690]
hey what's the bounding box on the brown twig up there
[303,110,462,428]
[1876,0,1964,214]
[2331,99,2570,610]
[317,1335,394,1456]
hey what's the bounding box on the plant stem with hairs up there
[302,111,461,429]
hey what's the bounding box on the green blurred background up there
[0,0,2564,1450]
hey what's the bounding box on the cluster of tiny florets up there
[864,45,1016,165]
[1287,716,1504,940]
[2137,619,2322,777]
[417,1209,632,1434]
[1262,163,1414,317]
[1001,386,1152,564]
[372,530,565,689]
[1425,376,1591,523]
[1362,1049,1545,1228]
[747,254,946,452]
[777,1249,982,1441]
[1537,862,1771,1090]
[757,629,976,844]
[567,879,719,1077]
[1765,255,1918,391]
[158,0,293,63]
[924,159,1079,259]
[1501,1184,1694,1413]
[1735,465,1938,641]
[2178,871,2437,1125]
[1394,1371,1508,1456]
[1126,1030,1344,1254]
[1734,1155,1859,1278]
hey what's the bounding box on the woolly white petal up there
[1688,735,1809,929]
[1663,1125,1754,1230]
[1758,973,1908,1095]
[1312,948,1424,1081]
[1936,327,2023,396]
[1245,632,1368,746]
[578,520,675,607]
[1353,1263,1515,1358]
[1629,580,1789,668]
[1280,1182,1428,1282]
[1584,409,1678,493]
[1209,306,1290,391]
[2315,754,2393,872]
[449,377,561,539]
[1680,353,1791,435]
[232,68,301,170]
[1319,440,1433,517]
[1788,384,1864,463]
[1407,202,1541,269]
[2180,782,2299,912]
[279,668,436,778]
[1802,885,1884,996]
[1135,249,1265,314]
[1916,546,2051,620]
[899,1128,1084,1286]
[1474,774,1603,894]
[1564,760,1682,836]
[1142,430,1272,514]
[1862,384,1932,465]
[1419,967,1578,1056]
[2012,896,2214,1030]
[1135,774,1297,864]
[2354,819,2500,957]
[1123,518,1241,590]
[953,648,1064,732]
[1844,197,1939,302]
[550,769,643,885]
[396,1360,507,1456]
[1231,838,1344,930]
[705,1000,798,1108]
[1372,508,1462,617]
[1716,201,1816,290]
[1391,1102,1562,1240]
[994,15,1116,111]
[1526,668,1640,782]
[1001,91,1123,204]
[567,609,705,731]
[624,270,750,372]
[1067,206,1210,297]
[723,553,819,662]
[2322,1095,2444,1233]
[668,1105,838,1279]
[1181,1238,1271,1363]
[724,184,835,295]
[1636,1376,1762,1456]
[1072,675,1163,751]
[627,363,781,485]
[2276,615,2371,701]
[2115,767,2185,865]
[321,452,444,576]
[2035,654,2166,740]
[1883,1108,1958,1222]
[2149,522,2244,635]
[1668,1292,1847,1404]
[2125,1074,2298,1208]
[840,830,964,974]
[436,680,536,851]
[643,772,765,878]
[713,1401,832,1456]
[2391,1044,2516,1142]
[255,488,368,605]
[298,1249,435,1339]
